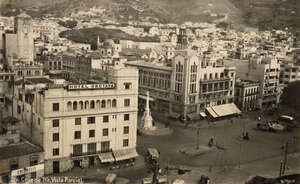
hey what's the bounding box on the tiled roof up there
[0,141,43,160]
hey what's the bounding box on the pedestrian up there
[245,132,249,140]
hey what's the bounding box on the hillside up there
[0,0,242,24]
[229,0,300,31]
[59,27,160,45]
[1,0,299,30]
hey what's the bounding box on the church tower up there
[14,13,34,64]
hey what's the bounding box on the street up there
[136,110,300,183]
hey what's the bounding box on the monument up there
[141,91,156,131]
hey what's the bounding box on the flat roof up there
[125,61,172,71]
[26,77,54,84]
[0,141,43,160]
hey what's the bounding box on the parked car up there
[146,148,159,163]
[278,115,298,131]
[257,121,286,132]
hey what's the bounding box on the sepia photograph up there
[0,0,299,183]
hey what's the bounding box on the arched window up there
[73,101,78,111]
[90,100,95,109]
[101,100,106,108]
[112,99,117,108]
[85,101,89,109]
[79,101,83,110]
[107,100,111,108]
[67,101,72,111]
[96,100,101,109]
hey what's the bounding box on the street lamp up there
[197,128,200,150]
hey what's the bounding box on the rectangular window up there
[123,126,129,134]
[102,128,108,136]
[124,99,130,107]
[87,117,95,124]
[87,143,96,154]
[75,118,81,125]
[123,139,129,147]
[74,131,81,139]
[53,148,59,156]
[10,159,19,171]
[124,82,132,89]
[31,172,36,179]
[52,119,59,127]
[124,114,130,121]
[52,133,59,142]
[29,155,39,166]
[17,105,21,114]
[52,103,59,112]
[101,141,110,152]
[89,129,95,138]
[73,144,82,156]
[103,116,109,123]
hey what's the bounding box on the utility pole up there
[197,128,200,150]
[239,140,242,168]
[282,142,288,175]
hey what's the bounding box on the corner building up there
[12,67,139,174]
[126,49,236,120]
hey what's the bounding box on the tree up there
[57,20,78,29]
[281,81,300,110]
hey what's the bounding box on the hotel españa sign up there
[68,83,116,90]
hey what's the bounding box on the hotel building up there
[11,65,139,174]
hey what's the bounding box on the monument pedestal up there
[140,91,156,131]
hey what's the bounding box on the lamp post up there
[197,128,200,150]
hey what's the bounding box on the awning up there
[206,103,241,118]
[200,112,207,117]
[98,152,115,163]
[206,107,218,118]
[113,148,138,161]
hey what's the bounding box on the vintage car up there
[257,121,286,132]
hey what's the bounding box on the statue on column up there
[141,91,156,131]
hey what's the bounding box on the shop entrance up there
[73,160,82,168]
[89,157,94,167]
[53,161,60,174]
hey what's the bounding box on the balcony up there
[200,76,231,83]
[71,149,112,158]
[202,88,229,94]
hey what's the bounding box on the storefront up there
[10,164,44,183]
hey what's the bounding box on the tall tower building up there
[14,13,34,64]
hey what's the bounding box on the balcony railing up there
[71,149,112,158]
[200,77,231,82]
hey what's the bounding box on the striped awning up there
[113,148,138,161]
[200,112,207,117]
[206,103,241,118]
[98,152,115,163]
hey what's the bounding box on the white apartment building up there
[279,59,300,87]
[225,55,281,109]
[12,66,139,174]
